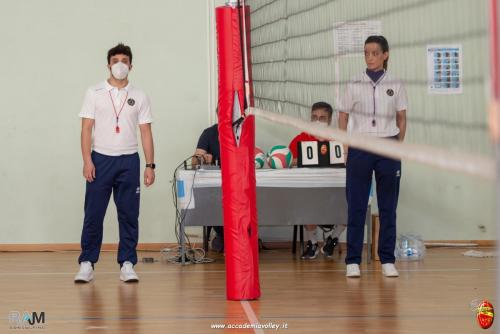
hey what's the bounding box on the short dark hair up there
[311,101,333,117]
[365,35,389,69]
[107,43,133,64]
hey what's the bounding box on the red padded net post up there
[215,5,260,301]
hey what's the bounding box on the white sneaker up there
[74,261,94,283]
[346,264,361,277]
[120,261,139,282]
[382,263,399,277]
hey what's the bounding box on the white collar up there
[104,79,130,91]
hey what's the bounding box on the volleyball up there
[267,145,292,169]
[254,147,266,169]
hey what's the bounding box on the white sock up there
[331,224,347,239]
[320,227,332,240]
[304,228,318,244]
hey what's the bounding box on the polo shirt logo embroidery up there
[127,98,135,106]
[386,89,394,97]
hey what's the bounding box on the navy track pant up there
[345,145,401,265]
[78,151,140,266]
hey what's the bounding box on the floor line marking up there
[241,301,265,334]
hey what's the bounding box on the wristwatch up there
[146,163,156,169]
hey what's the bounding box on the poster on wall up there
[427,45,463,94]
[333,21,382,56]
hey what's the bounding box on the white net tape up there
[249,107,495,180]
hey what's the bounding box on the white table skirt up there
[176,167,347,209]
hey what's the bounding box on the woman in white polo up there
[339,35,407,278]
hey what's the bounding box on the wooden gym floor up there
[0,247,495,333]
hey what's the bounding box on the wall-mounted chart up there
[427,45,463,94]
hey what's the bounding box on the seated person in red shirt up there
[192,124,224,252]
[288,102,346,260]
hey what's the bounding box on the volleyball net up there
[247,0,497,163]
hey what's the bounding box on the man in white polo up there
[74,43,155,283]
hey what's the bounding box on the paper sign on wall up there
[333,21,382,56]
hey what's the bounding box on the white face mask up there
[111,62,129,80]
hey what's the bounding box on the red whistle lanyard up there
[109,90,128,133]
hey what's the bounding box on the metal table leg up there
[292,225,298,254]
[299,225,304,255]
[180,213,186,265]
[203,226,209,252]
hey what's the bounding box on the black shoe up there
[211,234,224,253]
[321,236,338,258]
[301,241,319,260]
